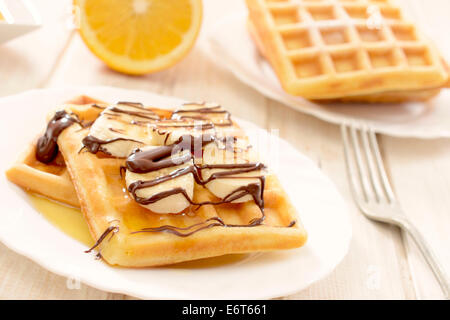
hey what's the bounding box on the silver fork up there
[341,123,450,299]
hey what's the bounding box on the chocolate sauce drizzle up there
[80,103,159,155]
[126,134,214,172]
[85,225,119,254]
[36,110,80,163]
[35,101,294,245]
[99,103,159,123]
[155,121,215,131]
[128,161,266,209]
[131,216,296,238]
[172,103,232,126]
[125,135,273,236]
[109,106,159,121]
[115,102,159,119]
[131,217,225,237]
[81,135,144,155]
[117,101,144,107]
[91,103,105,109]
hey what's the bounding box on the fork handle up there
[399,219,450,299]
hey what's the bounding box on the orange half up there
[74,0,203,75]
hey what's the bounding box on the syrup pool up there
[28,193,254,269]
[28,193,94,247]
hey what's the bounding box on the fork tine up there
[341,124,367,202]
[368,129,395,203]
[360,125,384,202]
[349,125,373,202]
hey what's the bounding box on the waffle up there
[6,96,174,207]
[248,19,443,103]
[5,96,107,207]
[6,141,79,207]
[246,0,449,101]
[7,96,307,267]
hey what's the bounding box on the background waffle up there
[54,100,306,267]
[246,0,449,100]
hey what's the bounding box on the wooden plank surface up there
[382,137,450,300]
[0,0,448,299]
[381,0,450,300]
[266,102,414,299]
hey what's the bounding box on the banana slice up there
[172,102,247,144]
[83,103,159,157]
[171,102,232,127]
[151,119,215,145]
[125,147,194,214]
[201,141,265,204]
[46,103,109,123]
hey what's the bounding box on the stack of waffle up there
[246,0,449,102]
[6,96,307,267]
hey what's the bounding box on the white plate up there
[0,86,351,299]
[205,13,450,139]
[0,0,41,44]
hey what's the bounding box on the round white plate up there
[205,13,450,139]
[0,86,351,299]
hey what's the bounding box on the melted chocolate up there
[85,225,119,254]
[153,122,215,137]
[126,146,191,174]
[128,164,265,209]
[125,135,268,230]
[73,101,294,241]
[91,104,105,110]
[126,134,214,173]
[156,122,215,129]
[117,101,144,108]
[131,214,296,237]
[172,103,232,126]
[36,110,79,163]
[80,103,160,156]
[81,135,144,155]
[109,106,158,120]
[109,127,125,134]
[132,217,226,237]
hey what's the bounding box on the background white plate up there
[0,0,41,44]
[206,13,450,139]
[0,86,351,299]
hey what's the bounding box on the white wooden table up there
[0,0,449,300]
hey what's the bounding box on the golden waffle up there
[6,96,173,208]
[7,96,307,267]
[5,96,107,207]
[6,141,79,207]
[248,19,443,103]
[246,0,449,101]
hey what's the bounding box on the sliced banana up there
[125,147,194,214]
[172,102,246,144]
[150,119,215,145]
[88,101,268,211]
[201,141,265,203]
[84,103,159,157]
[171,102,232,127]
